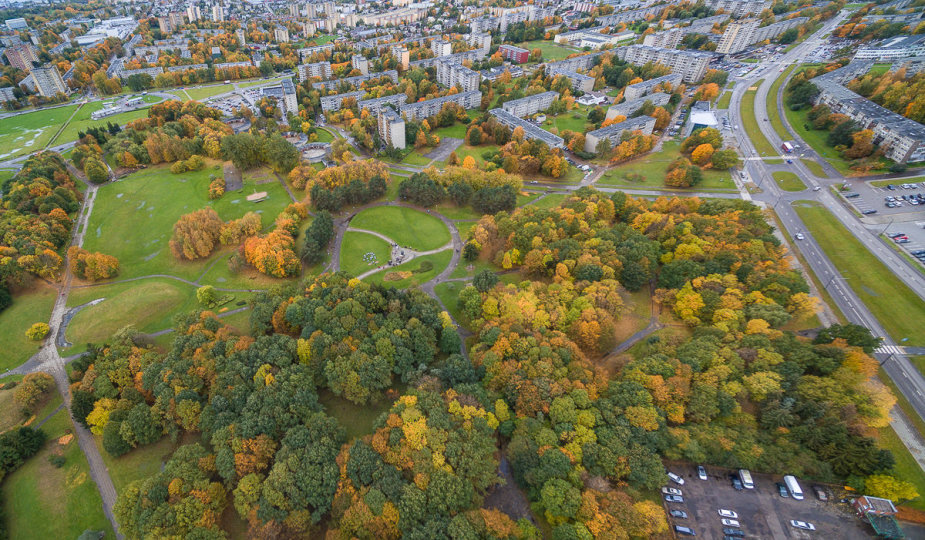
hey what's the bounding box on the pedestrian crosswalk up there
[875,345,905,355]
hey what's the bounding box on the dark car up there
[776,482,789,497]
[888,184,896,190]
[665,495,684,503]
[670,509,688,518]
[862,209,878,214]
[675,525,696,536]
[813,485,828,501]
[723,528,745,537]
[730,474,743,490]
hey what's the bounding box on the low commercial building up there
[436,60,480,92]
[378,108,406,149]
[311,69,399,90]
[501,91,558,118]
[299,61,333,82]
[555,27,634,48]
[615,46,712,83]
[320,90,366,112]
[489,108,564,148]
[499,44,529,64]
[623,73,682,101]
[584,116,656,153]
[400,90,481,120]
[606,92,671,121]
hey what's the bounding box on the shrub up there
[208,177,225,199]
[25,322,50,341]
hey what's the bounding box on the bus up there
[784,475,804,500]
[738,469,754,489]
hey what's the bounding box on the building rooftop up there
[489,108,564,148]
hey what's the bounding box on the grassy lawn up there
[3,406,115,539]
[340,231,392,276]
[766,66,796,141]
[792,201,925,347]
[530,193,569,209]
[52,101,152,146]
[183,83,237,102]
[365,249,453,288]
[0,103,79,160]
[522,40,579,61]
[874,425,925,511]
[238,76,288,89]
[717,92,732,109]
[435,202,481,220]
[773,171,807,191]
[783,102,858,176]
[81,164,290,282]
[448,144,499,169]
[319,389,391,442]
[456,220,479,240]
[0,283,58,373]
[597,141,736,191]
[433,122,470,140]
[870,177,925,188]
[741,81,778,157]
[800,158,827,178]
[314,127,335,142]
[544,108,590,134]
[97,432,201,495]
[349,206,450,251]
[435,281,464,322]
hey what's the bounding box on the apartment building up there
[187,5,202,22]
[236,28,246,46]
[167,63,207,72]
[813,61,925,163]
[855,35,925,62]
[701,0,771,18]
[211,5,224,22]
[118,66,165,81]
[298,61,333,82]
[320,90,366,112]
[597,5,668,26]
[489,108,564,148]
[311,69,399,90]
[467,32,492,51]
[616,46,712,83]
[410,48,487,69]
[4,44,37,72]
[21,66,67,97]
[379,108,406,149]
[584,116,656,153]
[298,43,335,62]
[431,39,453,57]
[391,45,410,70]
[358,93,409,116]
[351,54,369,75]
[549,69,595,92]
[716,19,759,54]
[606,92,671,121]
[501,91,558,118]
[436,61,480,92]
[643,28,685,49]
[274,26,290,43]
[0,86,17,102]
[623,73,683,101]
[544,53,601,75]
[399,90,482,120]
[281,78,298,117]
[685,14,730,34]
[499,44,530,64]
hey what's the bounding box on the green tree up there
[197,285,217,307]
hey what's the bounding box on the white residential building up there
[616,46,712,83]
[378,108,406,149]
[436,61,480,92]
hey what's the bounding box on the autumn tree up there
[169,208,224,260]
[68,247,120,281]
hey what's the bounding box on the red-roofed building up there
[499,44,529,64]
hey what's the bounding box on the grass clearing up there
[433,122,470,140]
[522,40,579,61]
[349,206,450,251]
[2,406,115,539]
[530,193,569,209]
[0,103,79,160]
[766,66,796,141]
[183,83,236,101]
[544,108,590,134]
[435,202,481,221]
[597,141,735,191]
[81,163,291,281]
[717,92,732,109]
[340,231,392,277]
[773,170,807,191]
[365,249,453,288]
[793,201,925,347]
[800,158,827,178]
[98,432,201,495]
[319,389,391,442]
[741,81,778,157]
[52,101,151,146]
[0,283,58,372]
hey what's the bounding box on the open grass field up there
[530,193,569,210]
[2,406,115,539]
[800,158,827,178]
[741,81,778,157]
[435,202,481,220]
[766,66,796,141]
[238,76,288,89]
[349,206,450,251]
[435,281,465,325]
[793,201,925,347]
[597,141,736,191]
[433,121,470,140]
[0,283,58,372]
[365,249,453,289]
[544,108,591,134]
[455,220,479,241]
[182,83,237,102]
[81,163,291,281]
[773,170,806,191]
[51,100,152,146]
[0,103,79,160]
[717,92,732,109]
[340,231,392,277]
[522,40,579,61]
[96,432,201,495]
[319,389,392,442]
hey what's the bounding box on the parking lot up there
[882,221,925,269]
[839,179,925,218]
[663,464,872,539]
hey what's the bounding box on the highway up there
[726,12,925,423]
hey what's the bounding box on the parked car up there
[670,509,688,519]
[723,528,745,537]
[795,233,805,240]
[887,184,896,190]
[862,209,878,214]
[777,482,789,497]
[662,487,683,496]
[674,525,697,536]
[813,486,828,501]
[697,466,708,480]
[721,518,741,527]
[665,495,684,503]
[668,472,685,485]
[730,475,743,490]
[718,509,739,519]
[790,520,816,531]
[888,232,907,238]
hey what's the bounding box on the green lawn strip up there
[349,205,450,251]
[0,284,58,372]
[3,407,115,539]
[783,102,859,176]
[238,76,288,89]
[879,367,925,441]
[792,201,925,347]
[364,249,452,288]
[435,281,469,329]
[319,389,392,442]
[530,193,569,209]
[766,66,796,141]
[449,258,497,280]
[521,40,579,61]
[717,92,732,109]
[873,425,925,511]
[773,170,807,191]
[81,164,290,281]
[314,127,335,142]
[596,141,735,190]
[455,220,479,241]
[0,103,80,159]
[52,101,152,146]
[517,192,541,206]
[404,151,432,166]
[435,203,481,220]
[870,177,924,188]
[182,83,237,102]
[340,231,392,276]
[800,158,827,178]
[741,81,778,157]
[882,238,925,277]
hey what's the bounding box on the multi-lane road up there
[726,13,925,427]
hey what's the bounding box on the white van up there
[738,469,754,489]
[783,475,804,500]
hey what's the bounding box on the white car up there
[718,509,739,519]
[662,487,683,496]
[795,233,805,240]
[790,520,816,531]
[721,518,741,527]
[668,472,685,485]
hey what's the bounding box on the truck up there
[783,475,804,500]
[781,142,794,153]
